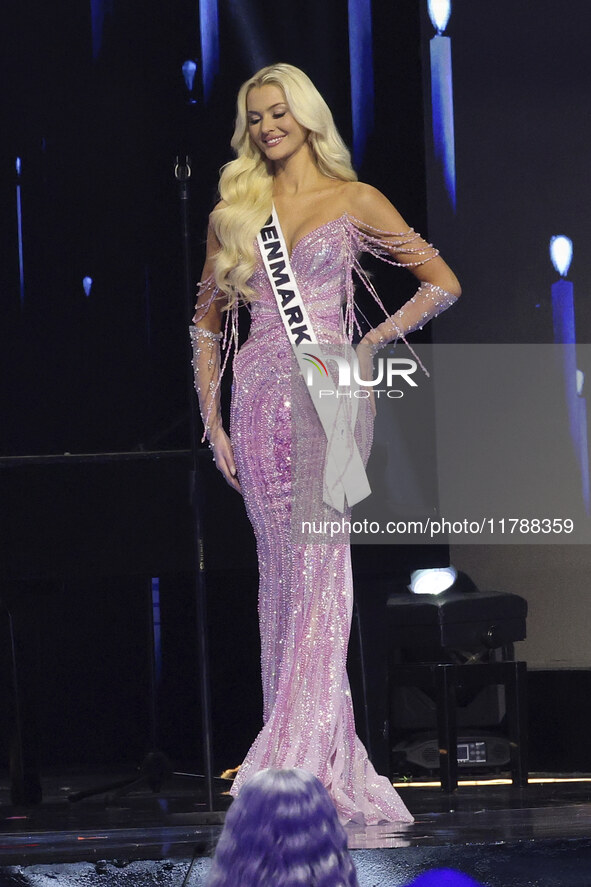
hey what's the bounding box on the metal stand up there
[175,154,215,812]
[68,159,217,811]
[2,595,42,806]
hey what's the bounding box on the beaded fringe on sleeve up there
[342,215,458,372]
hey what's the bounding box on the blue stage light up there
[406,867,484,887]
[16,157,25,306]
[151,577,162,684]
[199,0,220,101]
[83,276,93,297]
[90,0,113,60]
[428,0,456,211]
[428,0,452,34]
[550,235,573,277]
[182,59,197,93]
[348,0,375,168]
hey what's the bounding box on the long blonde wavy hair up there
[211,63,357,306]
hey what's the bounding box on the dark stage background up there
[2,0,591,782]
[1,0,427,458]
[420,0,591,680]
[1,0,431,778]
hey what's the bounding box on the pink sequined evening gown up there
[228,216,414,825]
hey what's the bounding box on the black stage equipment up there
[387,577,528,791]
[393,731,513,771]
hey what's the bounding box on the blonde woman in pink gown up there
[190,63,461,825]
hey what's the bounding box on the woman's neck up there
[272,145,325,196]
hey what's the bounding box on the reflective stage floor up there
[1,769,591,886]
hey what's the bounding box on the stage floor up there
[1,768,591,886]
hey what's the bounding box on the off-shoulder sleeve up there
[341,214,458,372]
[344,213,440,268]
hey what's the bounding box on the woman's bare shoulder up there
[342,181,409,231]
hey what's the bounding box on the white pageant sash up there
[256,206,371,512]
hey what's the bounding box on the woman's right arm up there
[190,215,241,493]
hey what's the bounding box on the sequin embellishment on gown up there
[228,217,417,825]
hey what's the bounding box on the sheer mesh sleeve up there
[189,325,223,441]
[372,281,459,344]
[189,275,238,442]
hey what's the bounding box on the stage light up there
[16,157,24,306]
[393,775,591,787]
[577,369,584,396]
[90,0,113,59]
[409,565,457,595]
[550,235,573,277]
[83,277,93,297]
[405,869,483,887]
[182,59,197,94]
[428,0,452,34]
[199,0,220,101]
[428,0,456,210]
[348,0,375,168]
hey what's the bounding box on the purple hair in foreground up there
[206,768,360,887]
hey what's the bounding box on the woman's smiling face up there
[246,84,309,164]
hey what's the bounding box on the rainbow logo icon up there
[302,352,329,377]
